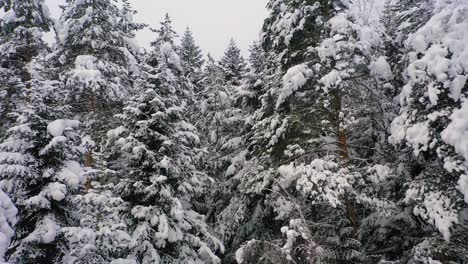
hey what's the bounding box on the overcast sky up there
[45,0,269,59]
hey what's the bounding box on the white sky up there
[45,0,269,59]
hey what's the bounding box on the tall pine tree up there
[219,39,246,85]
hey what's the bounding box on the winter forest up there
[0,0,468,263]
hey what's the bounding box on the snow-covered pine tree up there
[107,87,223,263]
[180,27,204,80]
[53,0,144,161]
[0,1,84,262]
[147,14,195,103]
[220,1,403,263]
[52,2,146,262]
[388,2,468,262]
[219,39,246,85]
[237,41,269,111]
[0,0,50,137]
[0,60,85,263]
[102,14,223,264]
[216,1,337,262]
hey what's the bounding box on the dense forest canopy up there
[0,0,467,263]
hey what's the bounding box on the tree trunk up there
[333,89,358,237]
[84,90,96,192]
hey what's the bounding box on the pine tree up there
[0,0,50,136]
[53,0,144,152]
[387,2,468,262]
[219,39,246,85]
[0,1,85,262]
[147,14,190,100]
[0,60,85,263]
[106,66,222,264]
[216,1,336,261]
[218,1,403,263]
[237,41,269,110]
[180,27,204,77]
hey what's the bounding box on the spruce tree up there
[237,41,273,111]
[0,61,85,263]
[53,0,144,157]
[219,39,246,85]
[107,86,223,263]
[0,0,50,136]
[218,1,401,262]
[0,1,85,262]
[180,27,204,77]
[387,2,468,262]
[103,14,223,263]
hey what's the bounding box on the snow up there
[458,174,468,203]
[160,42,183,71]
[46,182,68,201]
[40,136,67,156]
[403,4,468,104]
[319,69,342,93]
[24,215,61,244]
[407,191,458,241]
[47,119,80,137]
[442,100,468,162]
[276,64,311,109]
[159,156,170,169]
[107,126,128,139]
[357,26,381,49]
[367,164,392,184]
[277,163,296,189]
[57,161,85,189]
[329,13,351,33]
[369,56,393,80]
[296,158,357,208]
[235,245,245,264]
[405,122,431,157]
[0,190,16,262]
[71,55,103,85]
[110,259,137,264]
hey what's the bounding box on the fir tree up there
[106,65,223,264]
[219,39,246,85]
[0,1,85,262]
[237,41,269,111]
[180,27,204,77]
[53,0,144,152]
[0,0,50,136]
[0,61,85,263]
[387,2,468,262]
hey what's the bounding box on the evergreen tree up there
[180,27,204,77]
[387,2,468,262]
[147,14,189,100]
[106,65,222,264]
[0,1,85,262]
[53,0,144,152]
[0,60,85,263]
[219,39,246,85]
[218,1,400,263]
[101,14,223,263]
[0,0,50,136]
[236,42,267,111]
